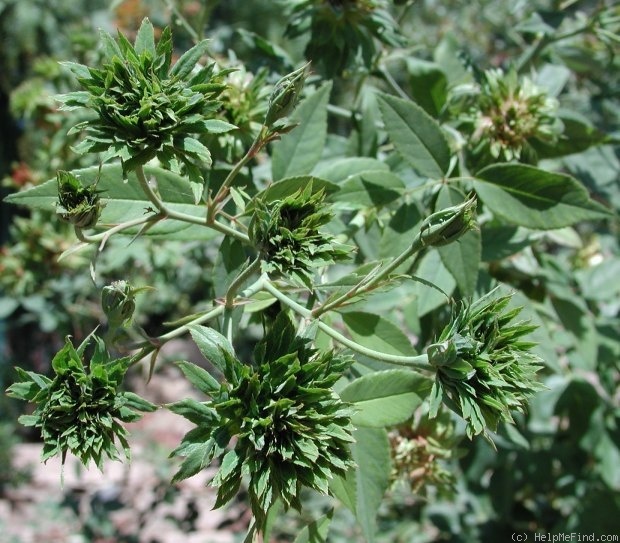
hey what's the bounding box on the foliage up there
[1,1,619,542]
[286,0,404,76]
[56,170,104,228]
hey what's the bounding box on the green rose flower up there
[7,334,156,467]
[57,18,236,184]
[169,313,355,532]
[428,289,545,439]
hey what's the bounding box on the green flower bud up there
[265,63,310,126]
[101,280,137,328]
[56,170,103,229]
[418,196,477,248]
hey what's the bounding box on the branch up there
[262,278,432,371]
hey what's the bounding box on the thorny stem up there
[312,234,425,317]
[219,210,249,231]
[379,65,410,100]
[130,276,266,366]
[208,126,266,220]
[209,220,250,242]
[75,214,162,245]
[129,304,224,366]
[316,320,430,370]
[262,278,432,371]
[134,165,250,243]
[222,309,234,344]
[225,257,261,309]
[515,17,599,72]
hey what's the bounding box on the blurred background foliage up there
[1,0,619,541]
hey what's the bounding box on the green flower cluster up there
[249,184,350,288]
[169,314,355,530]
[7,334,156,467]
[427,289,545,439]
[57,18,235,181]
[455,69,562,166]
[56,170,103,229]
[286,0,404,76]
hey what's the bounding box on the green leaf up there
[564,146,620,210]
[134,18,155,56]
[174,360,221,395]
[377,93,450,179]
[202,119,237,134]
[99,29,122,59]
[17,414,39,427]
[170,39,210,79]
[436,186,481,297]
[171,438,216,483]
[592,432,620,490]
[236,28,293,66]
[549,293,598,371]
[500,422,530,450]
[294,509,333,543]
[188,325,235,373]
[576,257,620,302]
[59,61,91,80]
[480,225,538,261]
[406,58,448,117]
[0,297,19,318]
[534,110,607,159]
[212,237,248,299]
[312,157,389,183]
[122,391,157,412]
[433,34,471,87]
[216,449,241,484]
[342,312,416,357]
[272,82,332,180]
[554,378,600,438]
[429,381,443,418]
[340,370,432,427]
[6,370,47,402]
[331,170,405,209]
[180,137,212,166]
[352,427,391,542]
[412,250,456,317]
[474,164,612,229]
[168,398,217,425]
[330,425,393,543]
[379,202,422,258]
[330,471,356,513]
